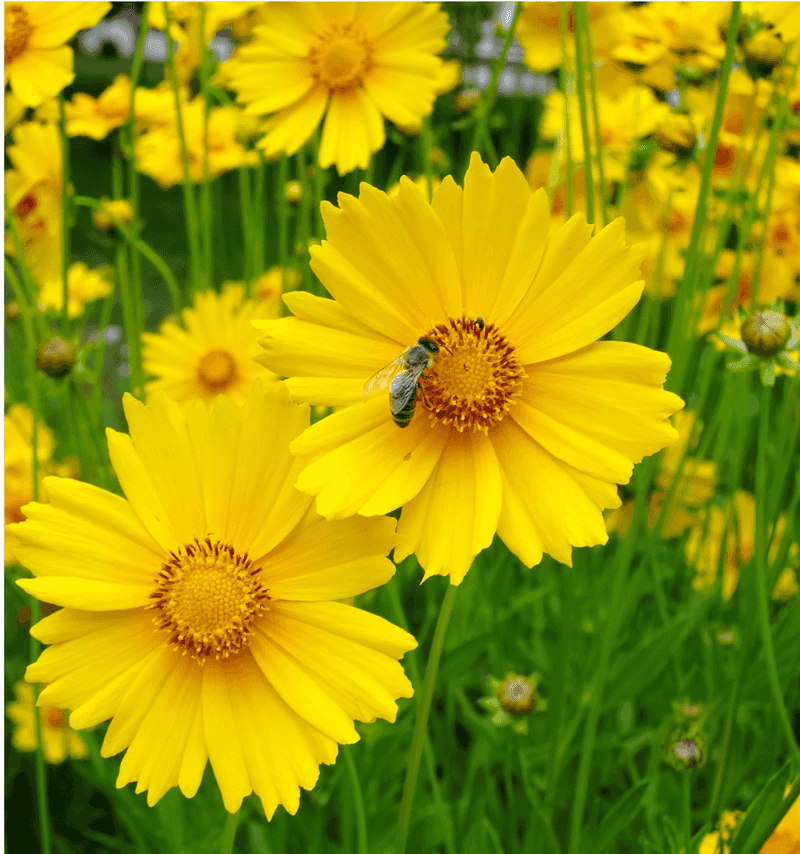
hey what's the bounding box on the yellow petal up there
[261,515,397,600]
[259,83,329,157]
[18,577,152,610]
[395,430,502,584]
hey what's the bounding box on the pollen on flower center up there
[197,349,237,392]
[148,537,270,663]
[421,316,525,434]
[309,27,371,92]
[5,5,32,65]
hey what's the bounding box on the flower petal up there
[18,577,153,611]
[395,430,502,584]
[258,83,329,157]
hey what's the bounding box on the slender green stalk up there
[254,152,267,280]
[421,115,434,200]
[559,3,574,218]
[219,810,239,854]
[582,6,608,225]
[90,274,117,428]
[238,166,254,293]
[163,2,203,294]
[466,2,521,172]
[125,2,150,334]
[296,144,312,294]
[666,2,741,388]
[4,215,48,340]
[568,463,653,854]
[754,383,800,764]
[344,749,368,854]
[277,155,289,271]
[58,93,71,335]
[396,583,458,854]
[682,773,692,851]
[198,2,214,289]
[572,2,594,224]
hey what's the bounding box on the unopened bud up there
[499,675,537,716]
[5,301,20,319]
[285,180,301,204]
[741,310,792,356]
[36,337,76,379]
[664,727,707,771]
[455,88,482,113]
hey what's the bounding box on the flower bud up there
[285,180,301,204]
[5,301,20,320]
[663,726,707,771]
[455,88,482,113]
[36,337,76,379]
[498,675,537,716]
[741,310,792,356]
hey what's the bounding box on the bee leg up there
[418,382,434,410]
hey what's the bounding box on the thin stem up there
[421,115,434,200]
[58,93,71,335]
[277,154,289,271]
[344,749,368,854]
[219,810,239,854]
[396,583,458,854]
[238,166,253,293]
[682,773,692,851]
[559,4,574,218]
[254,152,267,280]
[466,3,521,172]
[198,2,213,289]
[582,5,608,225]
[163,2,202,294]
[572,2,595,224]
[754,382,800,764]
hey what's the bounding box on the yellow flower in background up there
[7,683,88,764]
[5,90,28,134]
[255,154,683,583]
[9,383,415,816]
[5,404,55,529]
[65,74,131,140]
[132,81,190,133]
[92,198,134,231]
[135,100,257,189]
[37,262,113,318]
[142,284,279,406]
[698,810,744,854]
[4,2,111,106]
[4,120,62,287]
[225,2,450,174]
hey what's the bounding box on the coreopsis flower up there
[4,2,111,106]
[37,262,113,318]
[65,74,131,140]
[225,2,450,175]
[142,284,278,406]
[4,120,62,287]
[4,90,27,133]
[135,100,257,189]
[698,810,744,854]
[718,309,800,385]
[5,404,55,529]
[254,154,684,583]
[7,683,88,764]
[92,198,134,231]
[478,673,546,734]
[9,383,416,815]
[36,336,76,379]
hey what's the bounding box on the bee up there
[364,337,439,428]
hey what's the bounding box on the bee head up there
[475,317,485,331]
[418,337,439,354]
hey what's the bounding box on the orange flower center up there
[46,707,68,728]
[421,317,525,434]
[309,27,371,92]
[197,349,237,392]
[14,192,37,220]
[5,4,32,65]
[148,537,270,663]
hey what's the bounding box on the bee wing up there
[388,371,419,415]
[364,355,407,395]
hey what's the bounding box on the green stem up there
[666,2,741,388]
[344,749,368,854]
[572,2,594,224]
[682,773,692,851]
[277,155,289,271]
[467,3,521,172]
[198,1,213,289]
[559,4,574,218]
[219,810,239,854]
[254,152,267,279]
[58,93,71,335]
[297,144,312,294]
[582,6,608,225]
[396,583,458,854]
[163,2,203,294]
[421,115,434,200]
[754,383,800,764]
[238,166,253,293]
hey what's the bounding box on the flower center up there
[46,707,67,728]
[148,537,270,663]
[421,317,525,434]
[5,4,32,65]
[197,349,237,392]
[309,27,371,92]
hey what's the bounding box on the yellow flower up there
[7,683,88,764]
[762,784,800,853]
[65,74,131,140]
[142,284,279,406]
[4,2,110,106]
[698,810,743,854]
[92,198,134,231]
[135,100,257,189]
[4,120,62,287]
[5,90,28,134]
[132,81,190,133]
[254,154,684,583]
[226,2,450,175]
[37,262,113,318]
[9,383,416,816]
[388,175,442,201]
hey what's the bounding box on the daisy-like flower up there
[225,2,450,175]
[9,383,416,815]
[4,2,111,107]
[65,74,131,140]
[254,154,684,583]
[7,683,88,764]
[142,285,279,406]
[37,262,112,318]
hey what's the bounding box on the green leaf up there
[728,762,793,854]
[591,779,649,852]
